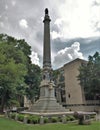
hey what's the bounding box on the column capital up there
[43,8,51,23]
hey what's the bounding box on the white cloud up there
[0,22,4,28]
[51,31,63,39]
[54,18,62,28]
[19,19,28,28]
[30,51,40,66]
[51,0,100,39]
[41,17,44,21]
[93,0,100,5]
[5,16,8,20]
[12,0,16,6]
[5,5,8,10]
[53,42,84,68]
[91,4,100,31]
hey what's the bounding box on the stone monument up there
[28,8,66,113]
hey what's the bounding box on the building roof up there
[55,58,87,71]
[64,58,87,67]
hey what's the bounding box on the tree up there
[25,64,41,103]
[78,52,100,100]
[0,34,41,112]
[0,42,27,113]
[0,34,31,112]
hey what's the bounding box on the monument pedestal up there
[28,80,66,113]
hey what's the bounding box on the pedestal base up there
[27,83,66,113]
[28,97,66,113]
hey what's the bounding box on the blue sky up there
[0,0,100,68]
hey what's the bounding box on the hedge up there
[9,113,76,124]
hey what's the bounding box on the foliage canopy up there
[78,52,100,100]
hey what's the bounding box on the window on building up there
[68,93,70,98]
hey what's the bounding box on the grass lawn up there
[0,116,100,130]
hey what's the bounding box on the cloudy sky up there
[0,0,100,68]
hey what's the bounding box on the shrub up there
[17,114,24,122]
[51,117,58,123]
[66,116,75,121]
[44,117,49,123]
[27,116,31,124]
[27,115,39,124]
[69,116,75,121]
[58,117,62,122]
[10,113,16,119]
[32,116,39,124]
[66,116,70,121]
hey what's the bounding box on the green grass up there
[0,116,100,130]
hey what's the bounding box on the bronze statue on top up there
[45,8,48,15]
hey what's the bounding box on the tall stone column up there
[43,8,51,68]
[40,9,54,99]
[27,9,66,113]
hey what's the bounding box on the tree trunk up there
[0,94,6,113]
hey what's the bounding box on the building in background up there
[55,58,100,112]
